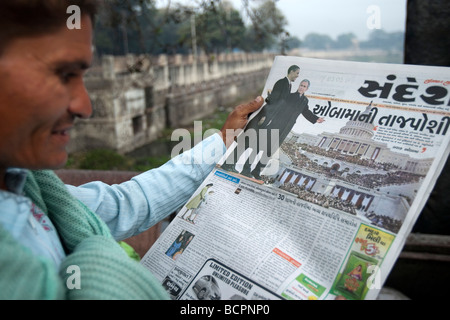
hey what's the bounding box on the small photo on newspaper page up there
[178,259,283,300]
[329,224,395,300]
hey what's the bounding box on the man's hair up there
[0,0,99,53]
[287,65,300,75]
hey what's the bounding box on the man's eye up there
[57,68,81,83]
[60,72,77,83]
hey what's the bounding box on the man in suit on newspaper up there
[270,79,324,145]
[251,65,301,130]
[265,65,301,105]
[250,79,325,180]
[223,79,324,181]
[221,65,300,175]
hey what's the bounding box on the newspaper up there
[141,56,450,300]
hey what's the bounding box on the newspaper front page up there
[141,56,450,300]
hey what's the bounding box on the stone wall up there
[68,53,274,154]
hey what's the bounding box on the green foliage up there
[243,0,287,52]
[361,30,405,51]
[66,148,171,172]
[132,155,171,171]
[300,30,404,51]
[93,0,289,55]
[191,2,248,54]
[78,149,130,170]
[303,33,335,50]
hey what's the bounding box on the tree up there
[334,33,357,49]
[187,1,247,55]
[242,0,288,51]
[302,33,334,50]
[361,29,404,51]
[94,0,160,55]
[284,35,302,50]
[93,0,290,55]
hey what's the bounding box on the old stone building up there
[68,53,274,154]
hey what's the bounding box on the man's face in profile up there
[288,69,300,82]
[0,15,94,171]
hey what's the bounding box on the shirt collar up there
[4,168,28,195]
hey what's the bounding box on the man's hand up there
[220,96,264,148]
[316,117,325,123]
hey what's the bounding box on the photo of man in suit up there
[220,65,300,176]
[269,79,325,146]
[221,75,325,181]
[265,65,301,105]
[249,79,325,179]
[251,65,301,131]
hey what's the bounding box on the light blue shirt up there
[0,133,225,268]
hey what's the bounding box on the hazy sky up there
[236,0,407,40]
[163,0,408,41]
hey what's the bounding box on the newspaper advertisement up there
[141,56,450,300]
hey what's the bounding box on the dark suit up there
[221,77,292,174]
[244,92,318,178]
[221,80,318,179]
[265,77,292,105]
[268,92,318,146]
[248,77,292,131]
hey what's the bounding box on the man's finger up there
[237,96,264,117]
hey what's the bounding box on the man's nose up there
[69,80,92,119]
